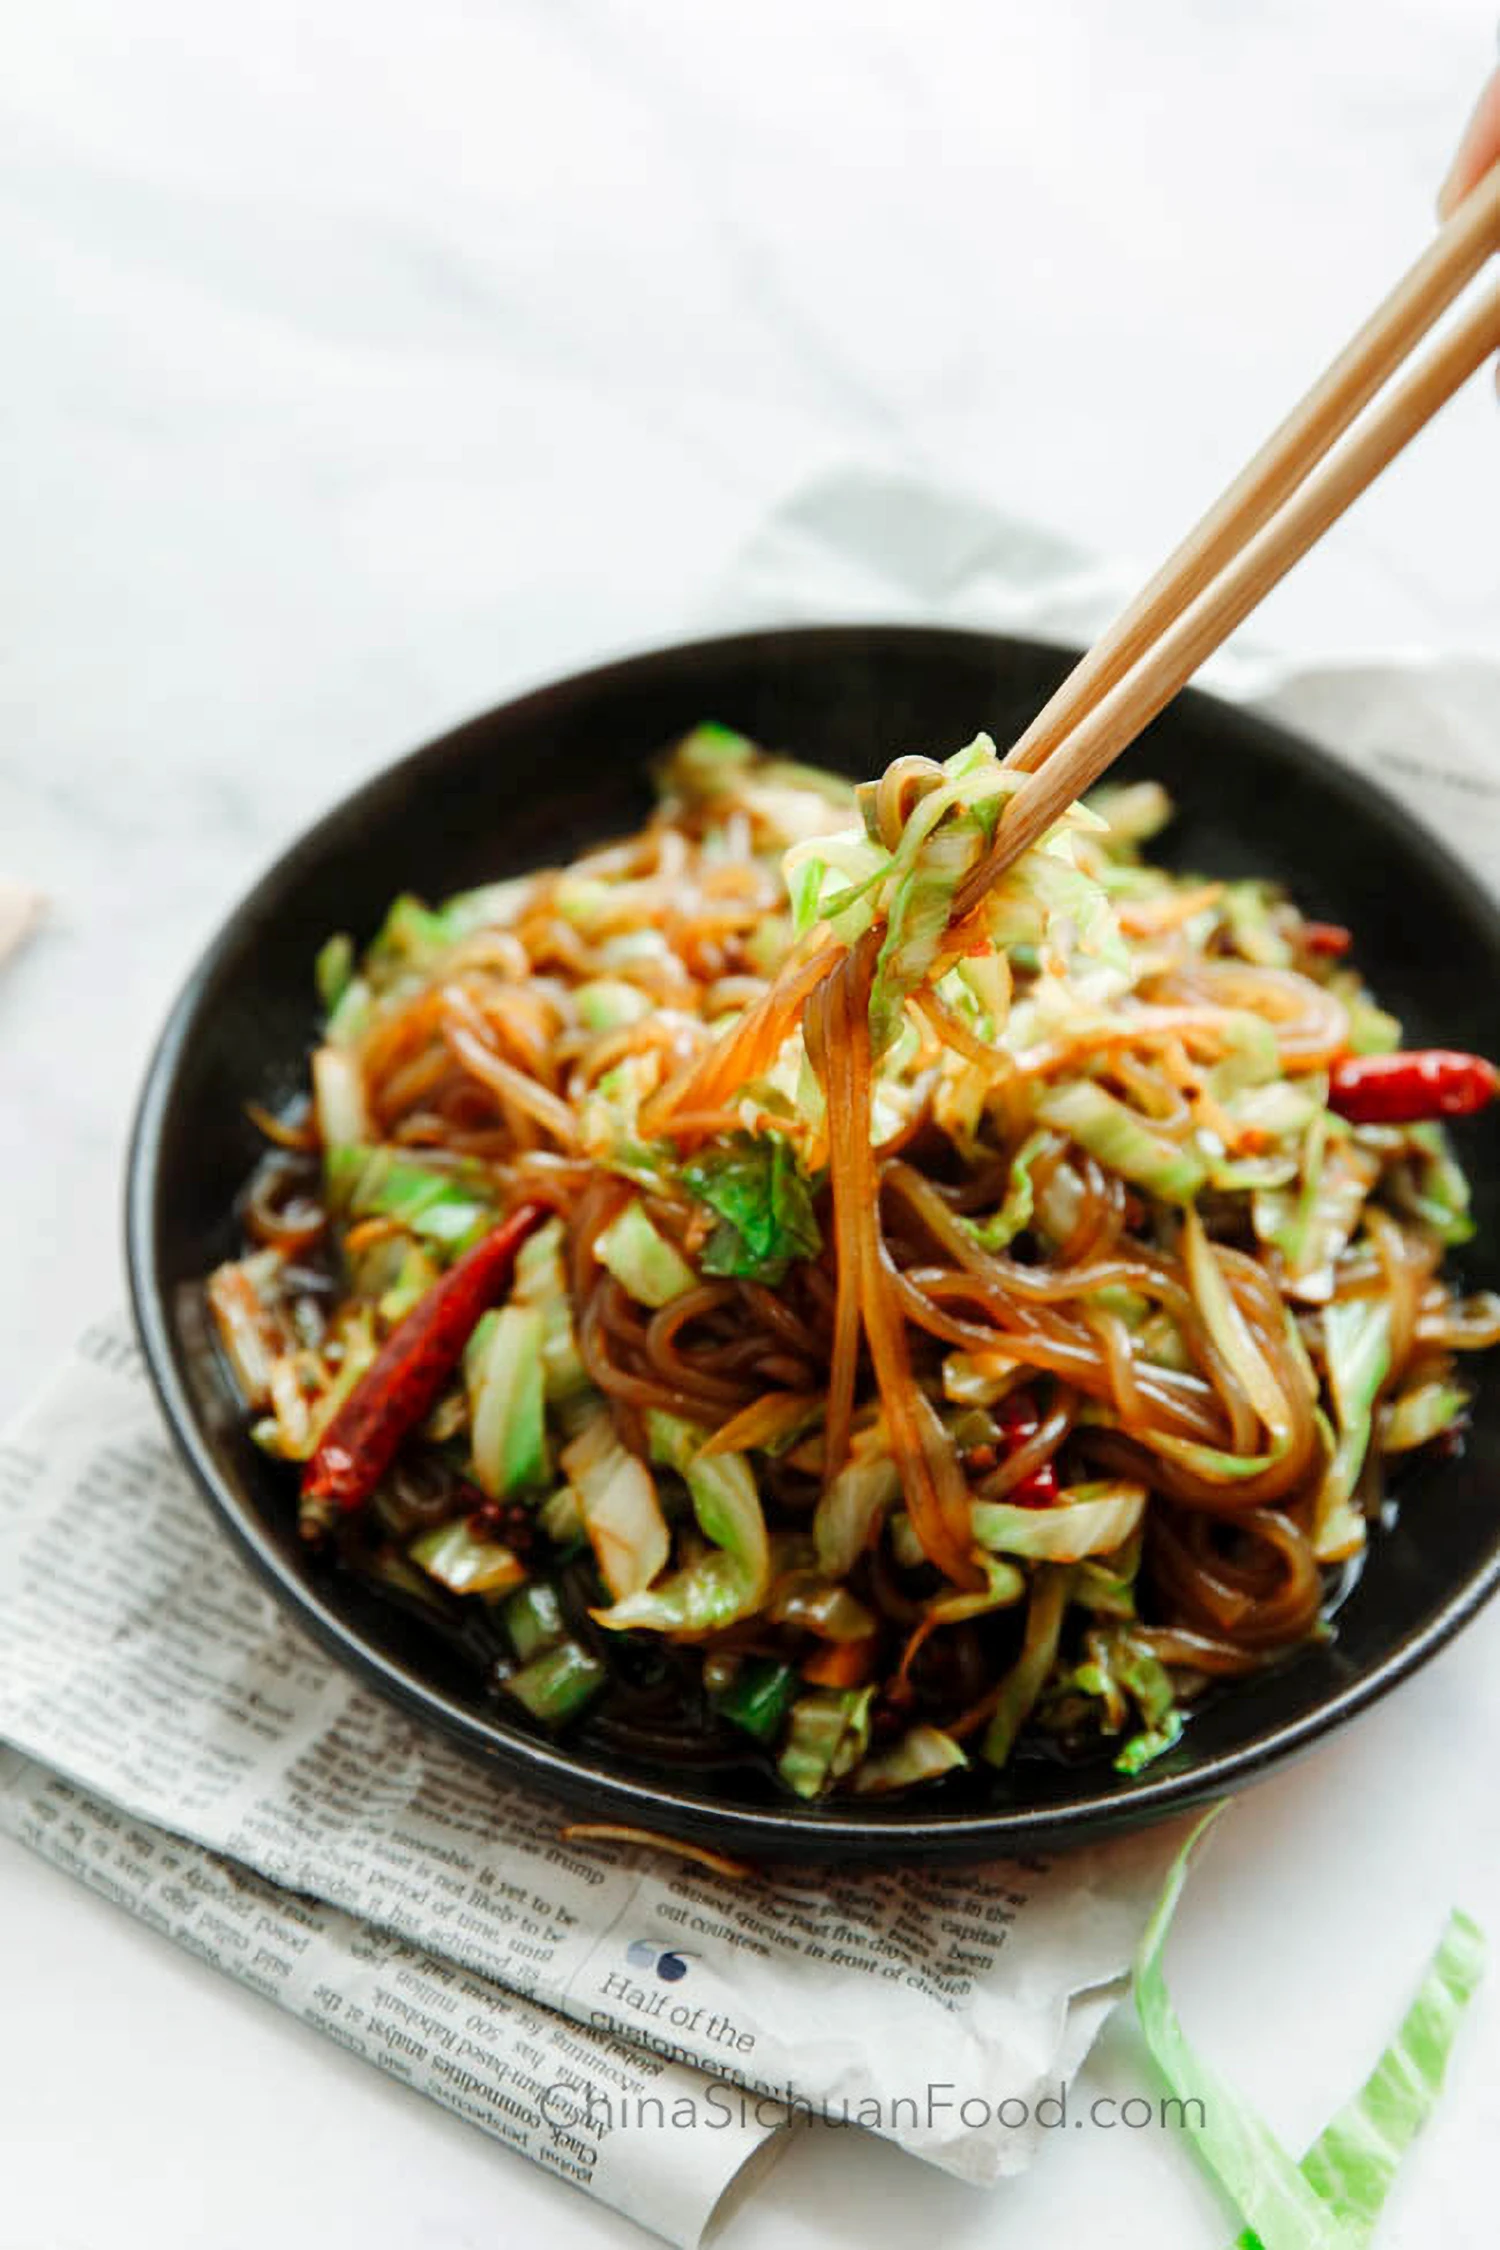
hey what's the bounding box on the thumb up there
[1437,65,1500,218]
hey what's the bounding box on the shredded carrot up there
[651,1106,757,1140]
[801,1637,876,1689]
[698,1391,819,1457]
[1014,1003,1245,1079]
[1117,881,1224,937]
[641,936,841,1138]
[342,1215,407,1256]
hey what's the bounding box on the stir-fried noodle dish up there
[210,728,1499,1800]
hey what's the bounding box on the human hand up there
[1438,64,1500,217]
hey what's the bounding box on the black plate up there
[127,625,1500,1862]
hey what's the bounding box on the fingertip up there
[1439,66,1500,222]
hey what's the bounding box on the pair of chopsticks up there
[974,164,1500,893]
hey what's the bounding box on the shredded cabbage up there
[511,1216,591,1405]
[595,1414,770,1632]
[1312,1301,1391,1563]
[1395,1122,1477,1248]
[1085,778,1174,847]
[777,1686,875,1798]
[311,1046,369,1146]
[561,1408,669,1600]
[1183,1207,1293,1445]
[1135,1811,1486,2250]
[1255,1127,1380,1303]
[408,1519,527,1599]
[813,1430,901,1576]
[981,1565,1072,1768]
[852,1725,967,1793]
[968,1126,1053,1251]
[315,931,355,1012]
[466,1305,548,1499]
[1382,1379,1467,1453]
[1037,1080,1207,1204]
[593,1199,696,1309]
[973,1480,1147,1562]
[325,1145,494,1259]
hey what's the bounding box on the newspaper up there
[0,1749,780,2246]
[4,480,1496,2244]
[0,1322,1183,2244]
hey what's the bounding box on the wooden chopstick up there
[1001,163,1500,780]
[960,268,1500,909]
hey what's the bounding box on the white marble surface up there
[2,3,1498,2245]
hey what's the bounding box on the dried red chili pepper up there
[1299,920,1353,958]
[995,1390,1060,1506]
[1327,1050,1499,1127]
[301,1201,545,1529]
